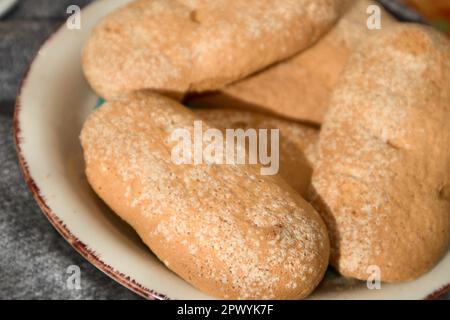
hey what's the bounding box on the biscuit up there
[188,0,395,124]
[194,108,319,198]
[80,91,330,299]
[310,25,450,282]
[82,0,346,100]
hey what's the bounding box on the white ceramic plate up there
[14,0,450,300]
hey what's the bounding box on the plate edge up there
[12,3,168,301]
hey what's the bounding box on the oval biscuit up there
[80,91,330,299]
[82,0,346,100]
[311,25,450,282]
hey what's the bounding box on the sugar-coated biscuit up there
[194,108,318,198]
[82,0,346,100]
[80,91,330,299]
[188,0,395,124]
[310,25,450,282]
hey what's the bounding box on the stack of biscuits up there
[80,0,450,299]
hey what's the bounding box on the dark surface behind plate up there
[0,0,140,300]
[0,0,448,299]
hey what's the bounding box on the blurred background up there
[0,0,449,300]
[404,0,450,34]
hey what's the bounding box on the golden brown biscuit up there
[310,25,450,282]
[83,0,346,100]
[80,91,330,299]
[188,0,396,124]
[194,108,319,198]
